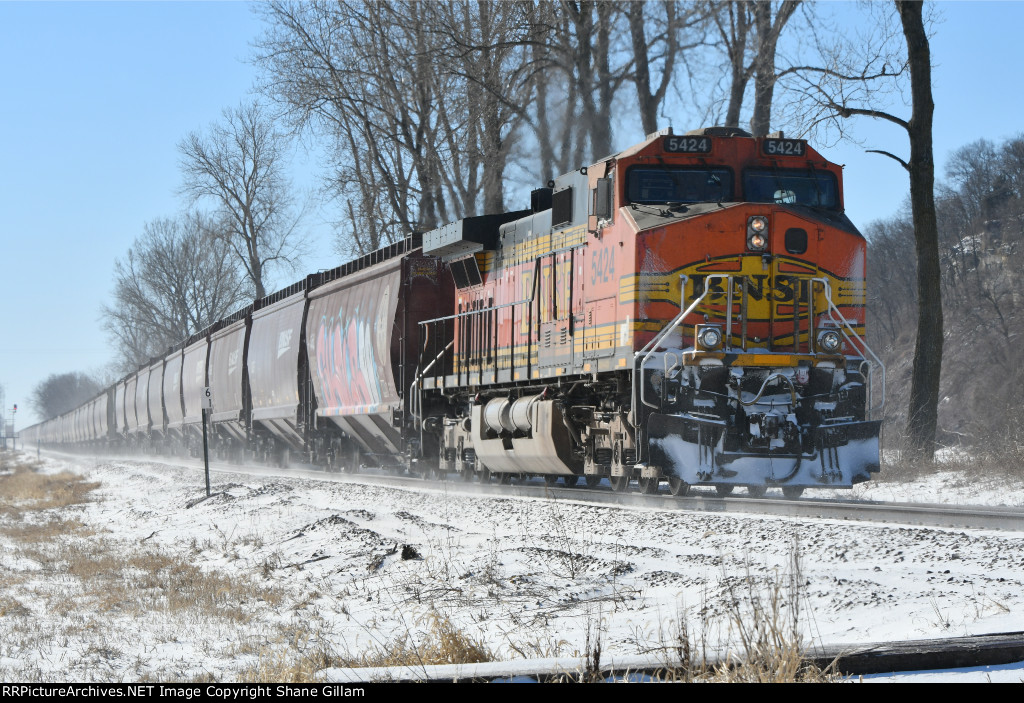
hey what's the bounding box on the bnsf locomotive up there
[23,127,883,498]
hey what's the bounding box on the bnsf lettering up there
[691,274,810,303]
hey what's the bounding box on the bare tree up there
[431,1,537,215]
[710,0,755,129]
[872,134,1024,445]
[256,1,454,252]
[705,1,801,135]
[102,213,252,371]
[30,372,103,421]
[179,101,304,299]
[865,213,917,343]
[257,1,548,255]
[627,1,710,136]
[786,2,941,456]
[748,0,801,136]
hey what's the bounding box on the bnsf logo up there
[690,274,812,304]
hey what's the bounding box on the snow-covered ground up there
[1,450,1022,682]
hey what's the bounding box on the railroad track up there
[369,473,1024,533]
[42,450,1024,534]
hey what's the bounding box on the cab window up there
[743,169,839,209]
[626,167,733,204]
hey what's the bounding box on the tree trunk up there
[592,2,613,159]
[722,3,751,129]
[750,1,799,137]
[749,2,776,136]
[898,1,943,458]
[629,1,679,137]
[627,2,658,136]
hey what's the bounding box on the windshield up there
[626,167,733,204]
[743,169,839,209]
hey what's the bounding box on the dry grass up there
[0,453,842,683]
[239,610,492,682]
[3,530,286,623]
[0,456,99,514]
[879,431,1024,484]
[2,516,94,542]
[0,454,291,682]
[240,631,340,683]
[608,545,840,684]
[341,610,492,669]
[708,572,836,681]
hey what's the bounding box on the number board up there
[663,136,712,154]
[762,138,806,157]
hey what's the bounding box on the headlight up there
[817,329,841,353]
[697,324,723,350]
[747,216,769,251]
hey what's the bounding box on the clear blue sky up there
[1,1,1022,427]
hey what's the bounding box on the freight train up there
[21,126,884,498]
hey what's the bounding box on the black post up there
[202,407,211,497]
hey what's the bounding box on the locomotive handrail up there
[635,273,885,418]
[419,298,533,382]
[410,341,454,424]
[418,296,533,326]
[636,273,722,357]
[636,274,725,410]
[811,277,886,416]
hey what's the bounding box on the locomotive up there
[22,126,883,498]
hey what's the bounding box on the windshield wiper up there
[630,202,690,218]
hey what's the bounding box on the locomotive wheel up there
[782,486,805,499]
[747,485,767,499]
[585,475,603,489]
[715,485,734,497]
[610,474,631,492]
[638,477,659,495]
[498,472,513,485]
[668,477,689,497]
[479,467,491,484]
[461,468,474,482]
[563,475,581,488]
[544,475,559,487]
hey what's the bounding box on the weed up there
[345,610,491,670]
[928,597,953,630]
[0,461,99,511]
[707,544,838,682]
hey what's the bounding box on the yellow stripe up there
[496,225,588,268]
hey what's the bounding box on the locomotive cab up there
[608,128,884,495]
